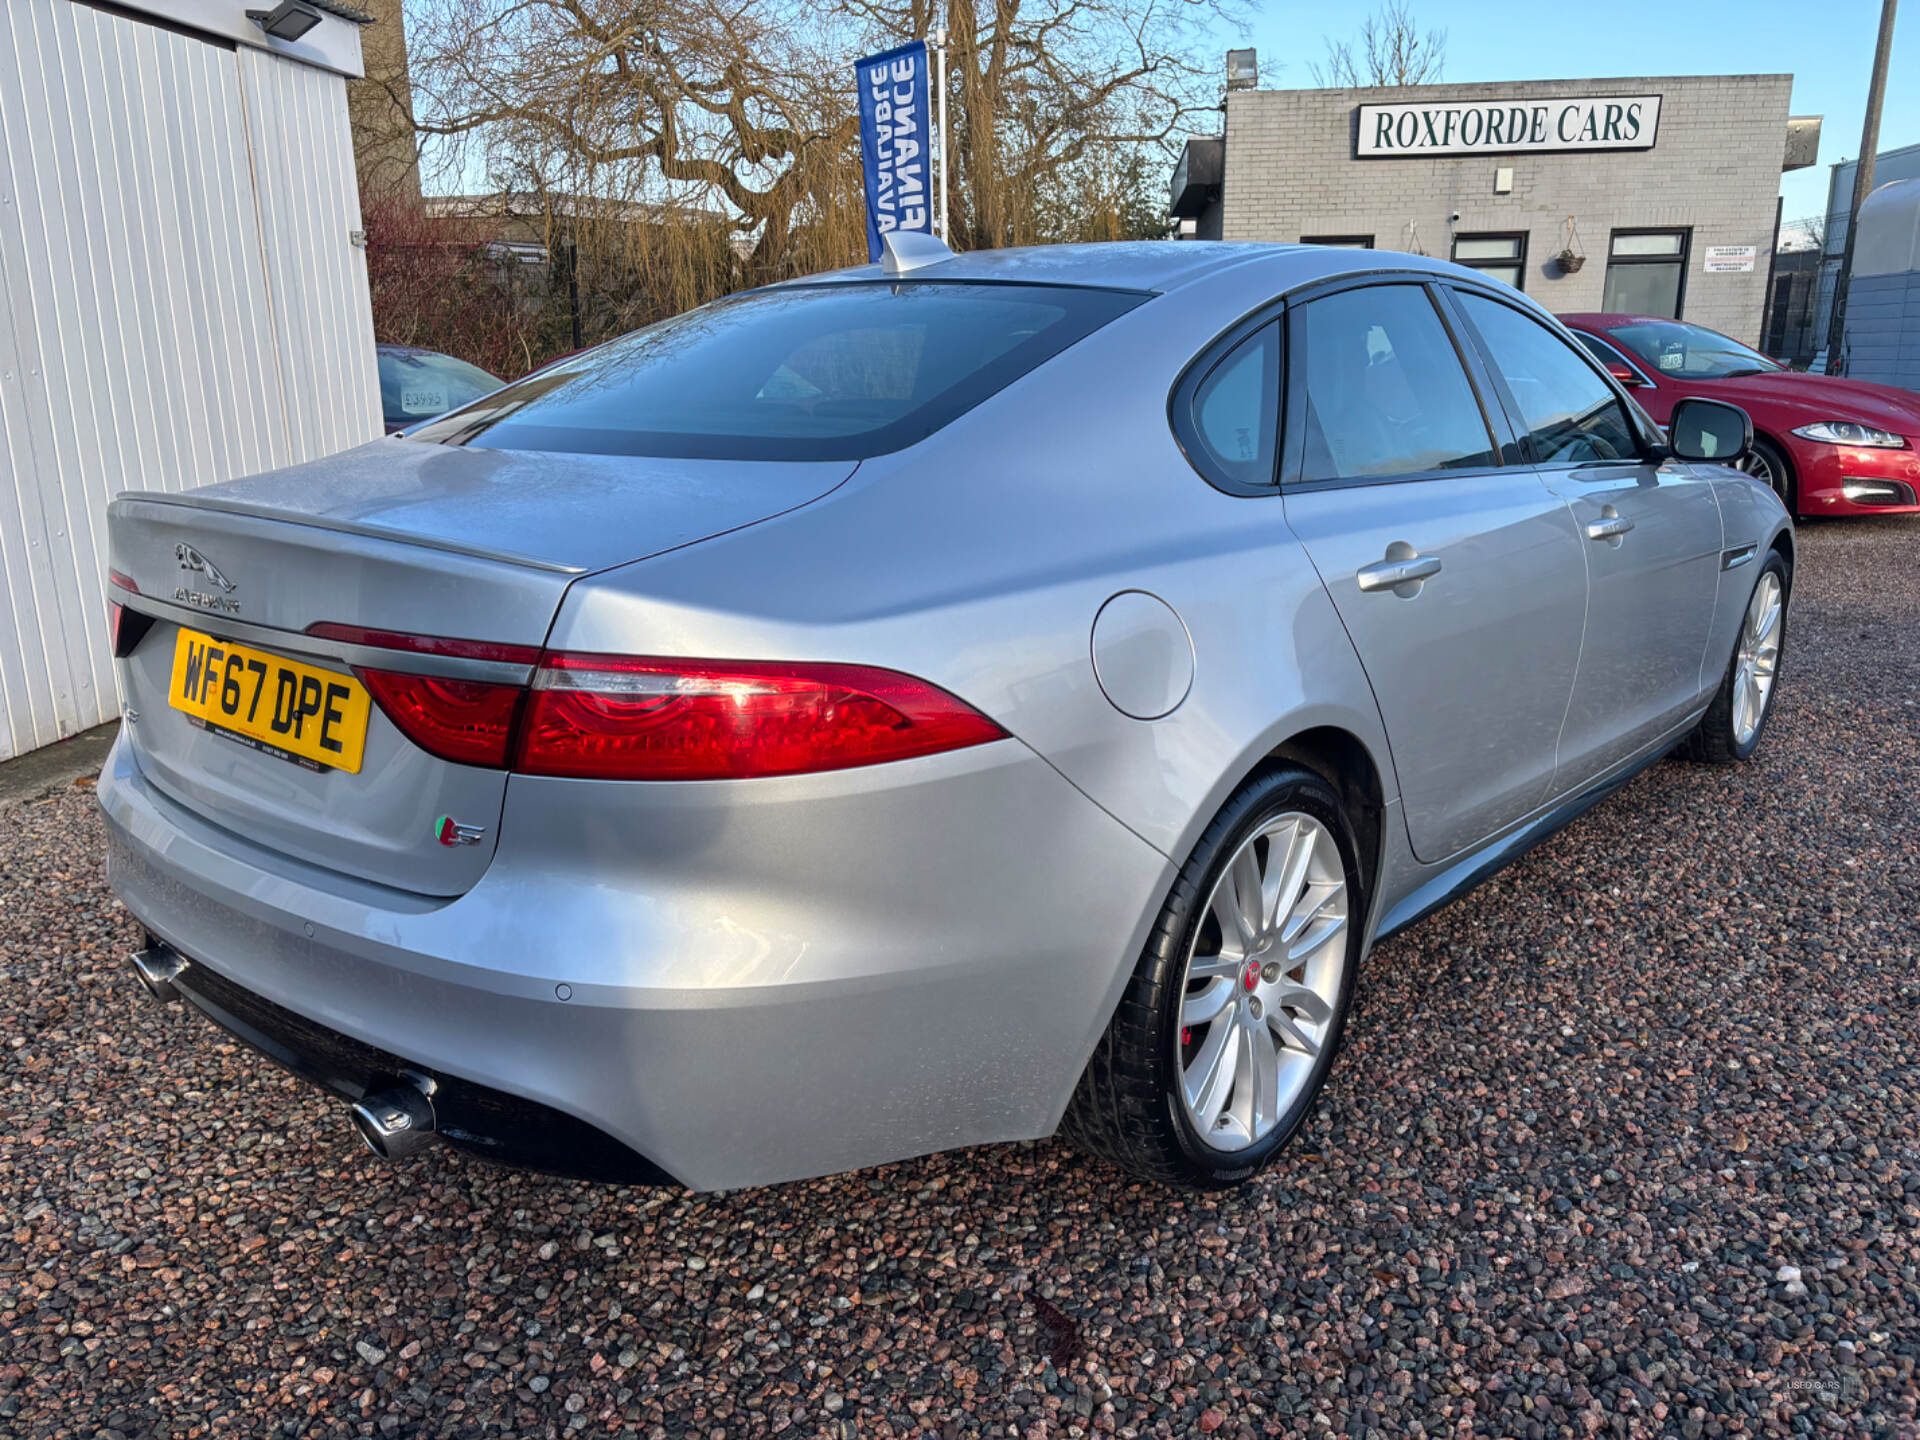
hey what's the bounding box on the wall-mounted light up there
[1226,49,1258,91]
[246,0,322,41]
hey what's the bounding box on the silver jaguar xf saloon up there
[100,238,1791,1190]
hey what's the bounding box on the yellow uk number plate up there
[168,627,371,774]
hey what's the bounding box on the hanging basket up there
[1556,247,1586,274]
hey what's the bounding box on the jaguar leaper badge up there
[434,815,486,847]
[173,542,241,613]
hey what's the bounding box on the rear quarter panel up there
[540,257,1399,873]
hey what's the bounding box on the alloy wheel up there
[1176,812,1349,1151]
[1736,447,1788,506]
[1732,570,1783,745]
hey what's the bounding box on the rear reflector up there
[356,669,525,768]
[514,654,1007,781]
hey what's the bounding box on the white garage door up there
[0,0,380,762]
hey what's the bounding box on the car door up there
[1447,288,1724,786]
[1279,280,1589,864]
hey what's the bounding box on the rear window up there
[411,281,1146,461]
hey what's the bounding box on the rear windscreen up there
[409,281,1146,461]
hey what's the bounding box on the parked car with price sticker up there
[101,239,1792,1191]
[375,343,502,434]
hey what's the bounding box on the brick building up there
[1170,74,1820,346]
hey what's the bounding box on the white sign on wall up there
[1356,95,1662,157]
[1702,245,1759,273]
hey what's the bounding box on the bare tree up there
[1787,213,1827,253]
[1309,1,1445,88]
[406,0,869,281]
[405,0,1236,273]
[839,0,1236,249]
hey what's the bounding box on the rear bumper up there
[1792,440,1920,515]
[99,728,1172,1190]
[145,933,672,1182]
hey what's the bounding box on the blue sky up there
[1213,0,1916,226]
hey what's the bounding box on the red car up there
[1560,313,1920,518]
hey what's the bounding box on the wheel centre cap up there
[1241,959,1262,993]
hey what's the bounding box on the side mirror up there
[1668,397,1753,464]
[1604,360,1649,388]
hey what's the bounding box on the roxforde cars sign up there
[1356,95,1661,157]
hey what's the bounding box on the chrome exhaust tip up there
[350,1077,438,1161]
[128,943,188,1004]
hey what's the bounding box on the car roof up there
[781,240,1469,296]
[1559,313,1694,330]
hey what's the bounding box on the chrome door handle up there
[1585,514,1635,542]
[1356,554,1442,594]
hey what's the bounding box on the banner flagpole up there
[934,25,950,244]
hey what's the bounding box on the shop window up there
[1301,234,1374,248]
[1451,233,1527,289]
[1601,229,1690,318]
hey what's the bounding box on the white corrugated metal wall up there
[0,0,379,762]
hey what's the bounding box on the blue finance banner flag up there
[855,41,933,262]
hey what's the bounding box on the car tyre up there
[1062,766,1363,1188]
[1741,435,1797,516]
[1683,550,1789,765]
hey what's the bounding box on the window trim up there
[1300,234,1375,249]
[1438,282,1657,471]
[1277,277,1514,493]
[1602,226,1693,319]
[1167,308,1288,496]
[1449,231,1530,291]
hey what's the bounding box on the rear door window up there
[410,282,1145,461]
[1293,284,1498,482]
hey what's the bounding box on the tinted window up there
[410,282,1144,461]
[1607,320,1781,380]
[1455,293,1641,464]
[1186,323,1279,486]
[378,350,501,427]
[1296,285,1496,481]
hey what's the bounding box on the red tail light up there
[357,670,525,767]
[312,625,1005,778]
[514,654,1007,781]
[106,569,153,658]
[307,624,536,767]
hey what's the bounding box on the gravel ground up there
[2,518,1917,1440]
